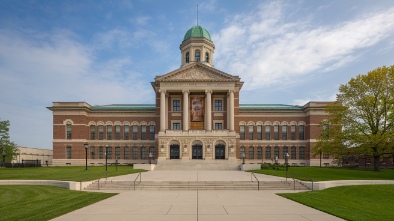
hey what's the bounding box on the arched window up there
[185,52,189,63]
[205,52,209,63]
[195,50,200,62]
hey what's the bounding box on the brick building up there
[48,26,332,167]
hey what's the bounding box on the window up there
[274,146,279,159]
[282,125,287,140]
[115,147,120,159]
[185,52,189,63]
[265,125,271,140]
[90,147,95,159]
[66,146,71,159]
[240,146,245,158]
[132,125,138,140]
[274,125,279,140]
[124,125,129,140]
[283,146,288,158]
[299,125,304,140]
[141,125,146,140]
[299,146,305,159]
[115,125,120,140]
[205,52,209,63]
[106,146,112,159]
[322,123,329,139]
[149,125,155,140]
[132,147,138,160]
[257,146,262,159]
[124,147,129,159]
[248,125,254,140]
[149,147,155,158]
[173,100,181,111]
[240,125,245,140]
[90,125,95,140]
[141,147,147,159]
[195,50,200,62]
[265,146,271,159]
[98,125,103,140]
[99,146,103,159]
[291,125,296,140]
[66,124,72,140]
[107,125,112,140]
[214,100,222,111]
[257,125,262,140]
[173,123,181,130]
[215,123,222,129]
[291,146,296,159]
[323,153,329,159]
[249,146,254,159]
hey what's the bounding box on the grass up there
[250,166,394,181]
[0,185,116,221]
[0,165,145,181]
[279,185,394,221]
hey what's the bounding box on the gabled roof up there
[153,62,241,82]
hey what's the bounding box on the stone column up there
[229,90,235,131]
[205,90,212,131]
[160,89,166,132]
[165,94,168,130]
[183,90,189,131]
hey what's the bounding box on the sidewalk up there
[52,171,344,221]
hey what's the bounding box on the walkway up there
[52,170,344,221]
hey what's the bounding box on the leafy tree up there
[315,65,394,171]
[0,119,18,164]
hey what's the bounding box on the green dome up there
[183,26,212,42]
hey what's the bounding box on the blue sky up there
[1,0,394,149]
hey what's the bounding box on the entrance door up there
[215,144,225,159]
[170,144,180,159]
[192,145,203,159]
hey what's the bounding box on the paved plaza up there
[52,171,344,221]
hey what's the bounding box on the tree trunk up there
[373,155,380,172]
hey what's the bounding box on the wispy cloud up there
[214,2,394,90]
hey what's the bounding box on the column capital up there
[205,90,212,94]
[182,90,189,94]
[159,89,166,94]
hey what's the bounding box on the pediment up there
[155,63,240,82]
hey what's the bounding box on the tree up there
[316,65,394,171]
[0,119,18,164]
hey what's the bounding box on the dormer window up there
[195,50,200,62]
[185,52,189,63]
[205,52,209,63]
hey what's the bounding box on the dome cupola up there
[180,26,215,67]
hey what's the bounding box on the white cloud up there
[213,3,394,90]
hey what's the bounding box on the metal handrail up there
[133,172,142,191]
[251,172,260,191]
[287,171,314,191]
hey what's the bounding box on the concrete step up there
[154,159,242,171]
[85,180,309,191]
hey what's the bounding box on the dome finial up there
[197,4,199,26]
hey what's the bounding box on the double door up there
[192,145,203,159]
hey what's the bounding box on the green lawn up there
[0,165,145,181]
[250,166,394,181]
[279,185,394,221]
[0,185,116,221]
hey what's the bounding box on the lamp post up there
[105,145,108,172]
[320,148,322,168]
[285,152,289,181]
[84,143,89,171]
[241,152,245,164]
[275,155,278,170]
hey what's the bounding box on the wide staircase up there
[154,159,241,170]
[85,180,309,191]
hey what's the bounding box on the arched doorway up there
[192,140,203,159]
[170,144,180,159]
[215,141,226,159]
